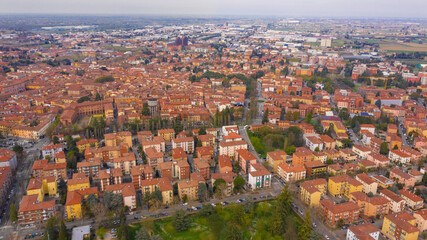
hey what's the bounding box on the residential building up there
[413,209,427,232]
[113,154,136,174]
[178,180,199,201]
[105,131,133,148]
[18,195,55,224]
[235,149,257,173]
[380,189,406,213]
[319,200,360,226]
[105,183,137,210]
[277,163,306,182]
[328,175,363,198]
[356,173,378,195]
[218,155,233,173]
[388,150,411,164]
[399,189,423,210]
[382,213,419,240]
[390,169,415,189]
[157,129,175,142]
[77,158,101,178]
[266,150,287,172]
[248,163,271,190]
[350,191,390,217]
[346,224,380,240]
[219,140,247,157]
[172,137,195,153]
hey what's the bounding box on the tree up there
[214,178,227,199]
[298,211,312,240]
[375,99,382,108]
[341,138,353,148]
[10,203,17,222]
[58,220,68,240]
[96,227,107,240]
[182,194,188,203]
[224,223,243,240]
[276,186,293,221]
[380,142,389,155]
[306,112,312,124]
[135,227,150,240]
[230,204,245,227]
[87,193,98,207]
[233,176,246,193]
[367,192,374,197]
[172,209,191,232]
[338,108,350,120]
[353,121,361,133]
[44,216,59,240]
[119,210,128,240]
[95,92,102,101]
[233,161,241,174]
[262,108,269,124]
[103,192,123,210]
[53,136,59,144]
[13,144,23,154]
[269,210,285,236]
[142,103,150,116]
[198,183,208,202]
[198,204,215,217]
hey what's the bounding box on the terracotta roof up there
[18,195,55,212]
[385,213,419,233]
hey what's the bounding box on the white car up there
[324,235,329,240]
[211,203,216,207]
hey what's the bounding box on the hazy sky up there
[1,0,426,18]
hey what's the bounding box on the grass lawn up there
[128,200,303,240]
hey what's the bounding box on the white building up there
[305,135,323,152]
[346,224,379,240]
[172,137,195,153]
[388,150,411,164]
[0,149,17,170]
[248,163,271,190]
[219,140,247,157]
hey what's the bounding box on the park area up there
[126,191,320,240]
[248,126,305,158]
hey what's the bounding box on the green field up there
[128,200,304,240]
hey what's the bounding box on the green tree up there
[119,210,128,240]
[233,176,246,193]
[44,216,59,240]
[142,103,150,116]
[262,108,269,124]
[283,215,298,240]
[306,112,313,124]
[58,220,68,240]
[12,145,23,154]
[353,121,361,133]
[230,204,245,227]
[298,211,312,240]
[96,227,107,240]
[375,99,382,108]
[87,193,98,207]
[268,210,285,236]
[276,185,293,221]
[172,209,191,232]
[53,136,60,144]
[341,138,353,148]
[338,108,350,120]
[224,223,243,240]
[214,178,227,199]
[95,92,102,101]
[233,161,241,174]
[198,183,208,202]
[103,192,123,210]
[380,142,389,155]
[9,203,17,222]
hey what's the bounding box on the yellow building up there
[299,179,327,207]
[76,139,99,153]
[300,183,321,207]
[105,131,132,148]
[157,129,175,142]
[382,213,419,240]
[26,179,45,202]
[26,177,58,202]
[67,173,90,192]
[178,180,199,201]
[266,151,287,172]
[66,191,82,220]
[328,175,363,198]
